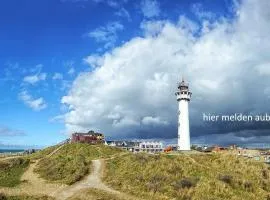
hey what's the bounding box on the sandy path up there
[0,148,136,200]
[0,145,67,196]
[55,159,120,200]
[0,160,66,197]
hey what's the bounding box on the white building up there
[106,140,163,153]
[139,141,163,153]
[175,78,192,150]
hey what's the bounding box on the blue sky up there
[3,0,269,148]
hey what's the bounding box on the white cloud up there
[113,117,140,128]
[29,64,43,73]
[141,0,160,18]
[140,20,166,36]
[0,126,25,137]
[84,54,104,69]
[115,7,131,21]
[191,3,215,20]
[68,68,75,75]
[62,0,270,141]
[63,60,75,68]
[107,0,118,8]
[23,73,47,84]
[257,63,270,75]
[49,115,65,123]
[142,116,169,126]
[0,62,19,82]
[52,73,63,80]
[19,90,47,111]
[86,21,124,49]
[63,61,75,75]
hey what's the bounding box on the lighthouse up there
[175,78,192,151]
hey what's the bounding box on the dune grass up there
[0,158,30,187]
[0,193,54,200]
[103,152,270,200]
[27,145,60,160]
[67,188,134,200]
[34,143,123,185]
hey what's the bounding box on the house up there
[71,130,104,144]
[139,141,163,153]
[106,140,140,152]
[105,140,164,153]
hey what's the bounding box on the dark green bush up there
[173,177,199,190]
[218,174,233,185]
[0,193,7,200]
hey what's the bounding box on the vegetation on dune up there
[34,143,123,185]
[0,193,54,200]
[67,188,133,200]
[103,152,270,200]
[0,158,30,187]
[27,145,60,160]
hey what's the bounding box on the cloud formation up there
[0,126,26,137]
[52,73,63,80]
[115,7,131,21]
[86,21,124,49]
[62,0,270,144]
[23,65,47,85]
[141,0,160,18]
[19,90,47,111]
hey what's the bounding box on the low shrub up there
[146,175,167,193]
[262,169,269,179]
[218,174,233,185]
[0,193,7,200]
[243,181,253,192]
[173,177,199,190]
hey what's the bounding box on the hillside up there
[103,152,270,200]
[34,143,123,185]
[0,158,30,187]
[1,145,270,200]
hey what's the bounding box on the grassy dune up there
[103,152,270,200]
[27,145,60,160]
[67,188,134,200]
[34,143,123,185]
[0,158,30,187]
[0,193,54,200]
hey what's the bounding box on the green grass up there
[0,193,54,200]
[0,158,30,187]
[103,152,270,200]
[34,143,123,185]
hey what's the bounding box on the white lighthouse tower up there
[175,78,192,151]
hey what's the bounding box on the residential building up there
[105,140,164,153]
[71,130,104,144]
[139,141,163,153]
[106,141,140,152]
